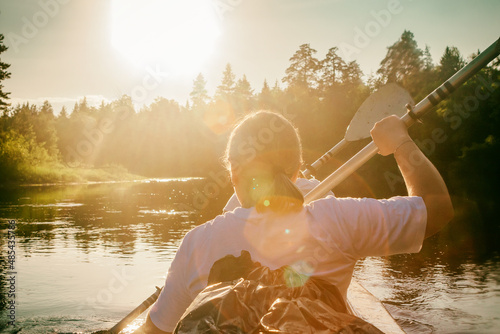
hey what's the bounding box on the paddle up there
[304,37,500,203]
[93,287,162,334]
[302,83,414,178]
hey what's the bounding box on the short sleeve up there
[148,235,193,332]
[309,196,427,258]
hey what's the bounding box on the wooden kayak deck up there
[347,280,405,334]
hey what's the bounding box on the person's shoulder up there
[304,195,339,214]
[186,207,250,237]
[305,196,380,218]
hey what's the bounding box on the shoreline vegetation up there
[0,163,144,188]
[1,31,499,250]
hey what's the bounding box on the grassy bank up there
[1,162,143,186]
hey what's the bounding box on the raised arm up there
[370,115,454,238]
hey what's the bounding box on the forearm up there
[394,141,454,238]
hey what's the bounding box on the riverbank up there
[0,162,144,187]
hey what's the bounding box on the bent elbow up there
[424,195,454,238]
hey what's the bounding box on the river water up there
[0,179,499,333]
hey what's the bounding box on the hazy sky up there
[1,0,499,113]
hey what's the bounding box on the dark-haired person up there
[137,111,453,333]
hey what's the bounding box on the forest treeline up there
[1,31,499,241]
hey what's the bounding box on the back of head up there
[224,111,304,213]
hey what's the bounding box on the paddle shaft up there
[108,287,162,334]
[304,37,500,203]
[302,139,348,178]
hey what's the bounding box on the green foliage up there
[377,30,424,97]
[190,73,209,111]
[438,46,465,82]
[283,44,321,94]
[320,47,346,90]
[215,63,236,99]
[0,129,54,183]
[0,34,11,112]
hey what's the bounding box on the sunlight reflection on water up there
[0,179,499,333]
[353,254,500,333]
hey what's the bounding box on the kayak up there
[104,279,405,334]
[347,279,406,334]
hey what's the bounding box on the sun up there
[111,0,221,75]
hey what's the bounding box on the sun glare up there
[111,0,221,75]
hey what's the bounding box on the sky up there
[0,0,499,114]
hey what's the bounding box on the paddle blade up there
[345,83,414,142]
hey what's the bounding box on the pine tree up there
[341,61,363,87]
[34,100,58,155]
[261,79,271,96]
[59,106,68,119]
[215,63,236,99]
[283,44,320,92]
[438,46,465,81]
[71,102,79,116]
[320,47,346,91]
[235,75,253,101]
[0,34,11,112]
[423,45,434,72]
[271,80,284,105]
[258,79,273,109]
[233,74,254,115]
[272,80,281,94]
[190,73,209,110]
[377,30,424,92]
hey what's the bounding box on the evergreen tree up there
[78,96,91,114]
[283,44,320,92]
[33,100,58,155]
[438,46,465,81]
[215,63,236,99]
[0,34,11,112]
[377,30,424,94]
[341,61,363,87]
[423,45,434,72]
[272,80,281,95]
[233,74,254,115]
[414,44,439,100]
[71,102,79,116]
[235,75,253,101]
[261,79,271,96]
[190,73,209,110]
[258,79,273,109]
[320,47,346,91]
[59,106,68,119]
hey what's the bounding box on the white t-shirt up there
[149,195,427,332]
[223,177,333,212]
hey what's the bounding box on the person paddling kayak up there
[134,110,453,333]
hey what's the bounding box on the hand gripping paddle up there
[302,83,414,178]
